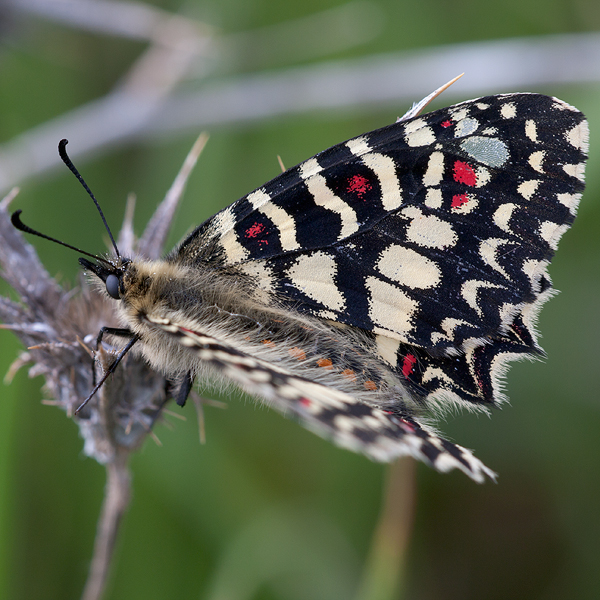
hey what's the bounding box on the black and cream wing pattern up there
[158,93,588,481]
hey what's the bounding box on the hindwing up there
[146,314,496,482]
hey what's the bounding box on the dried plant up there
[0,134,208,600]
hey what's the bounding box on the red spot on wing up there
[245,221,268,245]
[402,354,417,378]
[453,160,477,186]
[300,398,311,407]
[451,194,469,208]
[441,119,453,128]
[346,174,372,199]
[245,222,263,237]
[399,418,416,432]
[385,411,417,432]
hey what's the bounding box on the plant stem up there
[355,458,417,600]
[81,455,131,600]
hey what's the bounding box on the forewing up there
[181,94,587,353]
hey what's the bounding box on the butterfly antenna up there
[58,139,120,259]
[11,210,113,266]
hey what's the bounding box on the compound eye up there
[105,274,120,299]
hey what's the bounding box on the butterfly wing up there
[146,314,496,482]
[176,93,587,409]
[185,93,586,337]
[162,93,587,476]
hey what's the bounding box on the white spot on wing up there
[493,203,516,233]
[304,174,359,238]
[404,118,436,147]
[525,120,538,141]
[347,136,371,156]
[361,152,403,209]
[255,202,300,251]
[300,157,323,179]
[522,259,549,288]
[539,221,568,250]
[376,335,400,366]
[450,108,468,121]
[461,280,502,317]
[500,103,517,119]
[333,415,358,432]
[430,331,451,345]
[214,207,250,263]
[474,165,491,187]
[528,151,545,173]
[402,207,457,249]
[479,238,512,280]
[565,121,589,152]
[246,188,271,209]
[517,180,540,200]
[365,277,417,335]
[421,366,460,389]
[317,309,337,320]
[425,188,443,209]
[441,317,472,338]
[287,251,346,311]
[556,192,581,213]
[377,245,441,289]
[423,151,445,186]
[563,162,586,182]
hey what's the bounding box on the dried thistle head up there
[0,134,209,465]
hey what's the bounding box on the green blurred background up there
[1,1,599,599]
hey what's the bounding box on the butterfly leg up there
[76,335,139,414]
[174,371,195,407]
[92,327,136,386]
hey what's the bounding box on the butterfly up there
[12,87,588,482]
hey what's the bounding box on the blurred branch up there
[7,0,214,42]
[10,0,382,71]
[1,0,212,195]
[355,459,416,600]
[154,31,600,136]
[218,1,384,72]
[1,31,600,194]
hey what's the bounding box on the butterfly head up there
[78,257,131,300]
